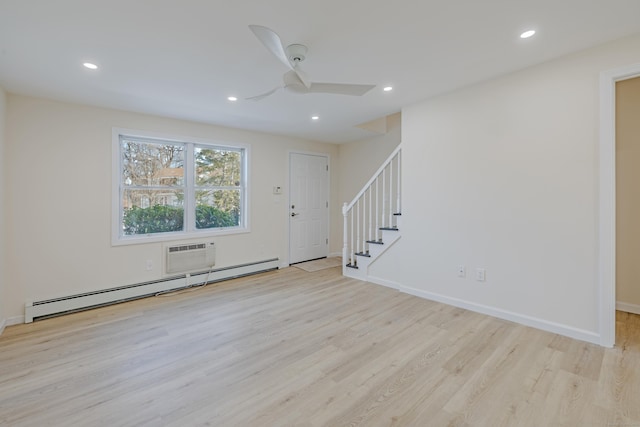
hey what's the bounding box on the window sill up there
[111,226,250,247]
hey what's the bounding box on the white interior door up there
[289,153,329,264]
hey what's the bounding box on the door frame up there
[599,62,640,348]
[287,150,331,265]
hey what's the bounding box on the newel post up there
[342,202,348,268]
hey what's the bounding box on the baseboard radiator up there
[24,258,279,323]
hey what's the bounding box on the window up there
[112,130,249,244]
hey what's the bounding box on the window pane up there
[122,139,184,187]
[195,189,241,229]
[122,189,184,235]
[195,147,241,187]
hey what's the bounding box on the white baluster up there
[356,199,360,256]
[362,190,366,252]
[396,152,401,214]
[368,185,372,244]
[382,167,386,229]
[376,176,379,241]
[389,158,394,227]
[350,207,354,265]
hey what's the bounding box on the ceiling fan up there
[247,25,376,101]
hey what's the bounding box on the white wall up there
[4,95,341,320]
[0,86,6,332]
[337,113,401,205]
[371,33,640,343]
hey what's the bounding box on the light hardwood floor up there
[1,266,639,427]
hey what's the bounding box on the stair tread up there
[366,240,384,245]
[346,263,359,269]
[393,212,402,216]
[355,252,371,257]
[379,227,399,231]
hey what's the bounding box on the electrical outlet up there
[476,268,486,282]
[145,259,153,271]
[457,265,466,278]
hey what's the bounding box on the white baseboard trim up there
[368,275,401,291]
[4,316,24,327]
[400,285,600,345]
[8,316,24,326]
[617,301,640,315]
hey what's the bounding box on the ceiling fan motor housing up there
[286,44,307,63]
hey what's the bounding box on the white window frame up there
[112,128,250,246]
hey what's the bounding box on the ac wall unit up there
[165,242,215,274]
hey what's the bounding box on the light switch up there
[457,265,466,278]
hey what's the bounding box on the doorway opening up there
[599,62,640,348]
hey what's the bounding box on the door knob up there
[291,212,299,217]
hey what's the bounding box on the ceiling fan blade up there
[248,25,293,70]
[283,69,312,89]
[245,86,282,101]
[293,67,311,89]
[308,83,376,96]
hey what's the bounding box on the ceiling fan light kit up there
[247,25,375,100]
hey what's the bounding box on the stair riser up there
[368,231,400,257]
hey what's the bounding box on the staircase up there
[343,145,402,281]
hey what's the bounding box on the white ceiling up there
[1,1,640,143]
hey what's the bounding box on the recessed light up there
[311,116,319,120]
[227,96,238,102]
[83,62,98,70]
[520,30,536,39]
[383,86,393,92]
